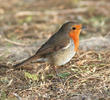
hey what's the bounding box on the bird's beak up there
[82,26,86,30]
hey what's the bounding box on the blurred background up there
[0,0,110,61]
[0,0,110,99]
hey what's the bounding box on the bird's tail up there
[13,55,39,69]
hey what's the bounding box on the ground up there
[0,0,110,100]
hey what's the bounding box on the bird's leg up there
[52,66,58,76]
[41,63,50,81]
[76,50,80,58]
[35,63,46,81]
[44,63,50,73]
[41,66,46,81]
[52,66,63,83]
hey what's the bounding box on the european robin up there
[13,21,84,68]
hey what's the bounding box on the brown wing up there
[36,32,70,57]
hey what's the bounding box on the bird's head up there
[60,21,83,38]
[59,21,84,51]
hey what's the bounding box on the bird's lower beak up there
[82,26,86,30]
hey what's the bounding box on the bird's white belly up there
[48,40,75,66]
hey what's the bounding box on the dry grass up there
[0,51,110,99]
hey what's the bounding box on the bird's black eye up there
[72,27,76,30]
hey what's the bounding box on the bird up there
[13,21,84,69]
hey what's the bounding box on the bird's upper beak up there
[82,26,86,30]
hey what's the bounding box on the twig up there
[0,63,9,68]
[15,8,88,17]
[13,93,22,100]
[78,51,93,59]
[4,38,26,46]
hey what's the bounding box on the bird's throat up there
[69,32,80,51]
[73,38,79,51]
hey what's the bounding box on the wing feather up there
[36,32,70,57]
